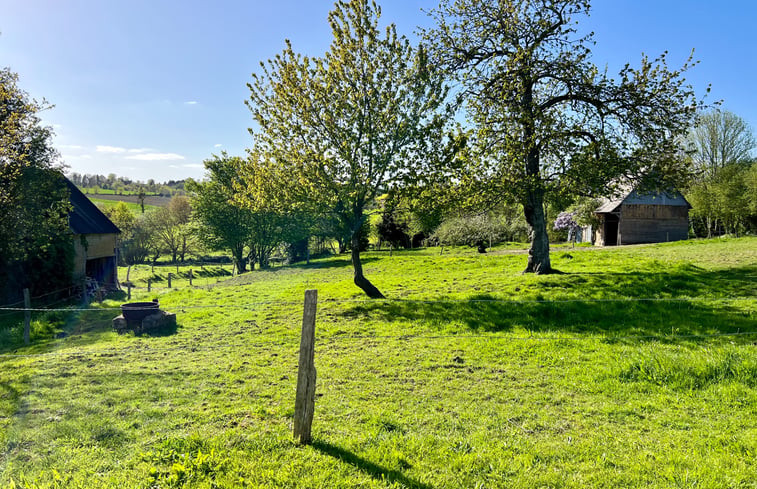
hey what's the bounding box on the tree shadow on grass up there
[312,440,435,489]
[293,256,379,271]
[536,264,756,299]
[339,265,756,343]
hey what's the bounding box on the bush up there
[431,211,528,250]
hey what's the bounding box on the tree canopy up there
[688,109,755,176]
[1,67,72,301]
[241,0,453,297]
[426,0,704,273]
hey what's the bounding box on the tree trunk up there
[233,247,247,274]
[520,81,552,274]
[351,234,384,298]
[523,188,552,274]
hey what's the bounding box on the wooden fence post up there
[23,288,31,345]
[293,289,317,445]
[127,283,132,300]
[147,278,151,292]
[167,273,172,289]
[189,269,193,286]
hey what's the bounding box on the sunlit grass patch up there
[619,346,757,390]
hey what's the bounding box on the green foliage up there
[432,209,528,250]
[242,0,454,296]
[0,67,73,302]
[376,198,411,249]
[687,109,756,176]
[426,0,704,273]
[190,153,309,271]
[687,161,757,236]
[70,172,185,197]
[142,195,195,263]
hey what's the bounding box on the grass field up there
[120,262,236,291]
[90,198,159,214]
[86,193,171,209]
[0,238,755,488]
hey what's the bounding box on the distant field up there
[1,237,755,487]
[90,198,158,214]
[86,192,171,208]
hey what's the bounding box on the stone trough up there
[113,300,176,334]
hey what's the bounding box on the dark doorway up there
[603,214,619,246]
[86,256,118,288]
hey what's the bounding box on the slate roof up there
[595,188,690,214]
[65,178,121,235]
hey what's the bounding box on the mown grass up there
[0,237,755,488]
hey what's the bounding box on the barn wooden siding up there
[618,204,688,244]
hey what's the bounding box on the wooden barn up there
[594,188,690,246]
[65,179,121,289]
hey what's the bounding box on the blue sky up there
[1,0,755,182]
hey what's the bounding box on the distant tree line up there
[67,172,187,197]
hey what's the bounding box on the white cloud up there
[214,144,222,148]
[182,164,204,168]
[184,101,198,105]
[127,148,152,153]
[61,153,93,160]
[96,145,128,153]
[125,153,186,161]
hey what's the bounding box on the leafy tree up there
[188,154,255,273]
[120,215,153,267]
[101,201,136,238]
[242,0,452,298]
[685,110,755,236]
[687,161,756,236]
[431,210,526,252]
[190,154,308,271]
[377,196,411,249]
[1,67,73,301]
[426,0,703,273]
[147,195,193,263]
[136,187,147,214]
[689,110,755,176]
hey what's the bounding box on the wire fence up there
[0,291,754,361]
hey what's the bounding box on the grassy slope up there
[0,238,755,488]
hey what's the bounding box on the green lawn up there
[1,238,755,488]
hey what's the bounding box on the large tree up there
[688,109,755,176]
[189,153,305,272]
[146,195,193,263]
[427,0,703,273]
[1,67,73,301]
[685,109,756,236]
[242,0,452,297]
[188,154,255,273]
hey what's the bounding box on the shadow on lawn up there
[339,265,756,342]
[295,256,379,270]
[313,440,434,489]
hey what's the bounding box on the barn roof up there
[595,188,691,214]
[66,179,121,235]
